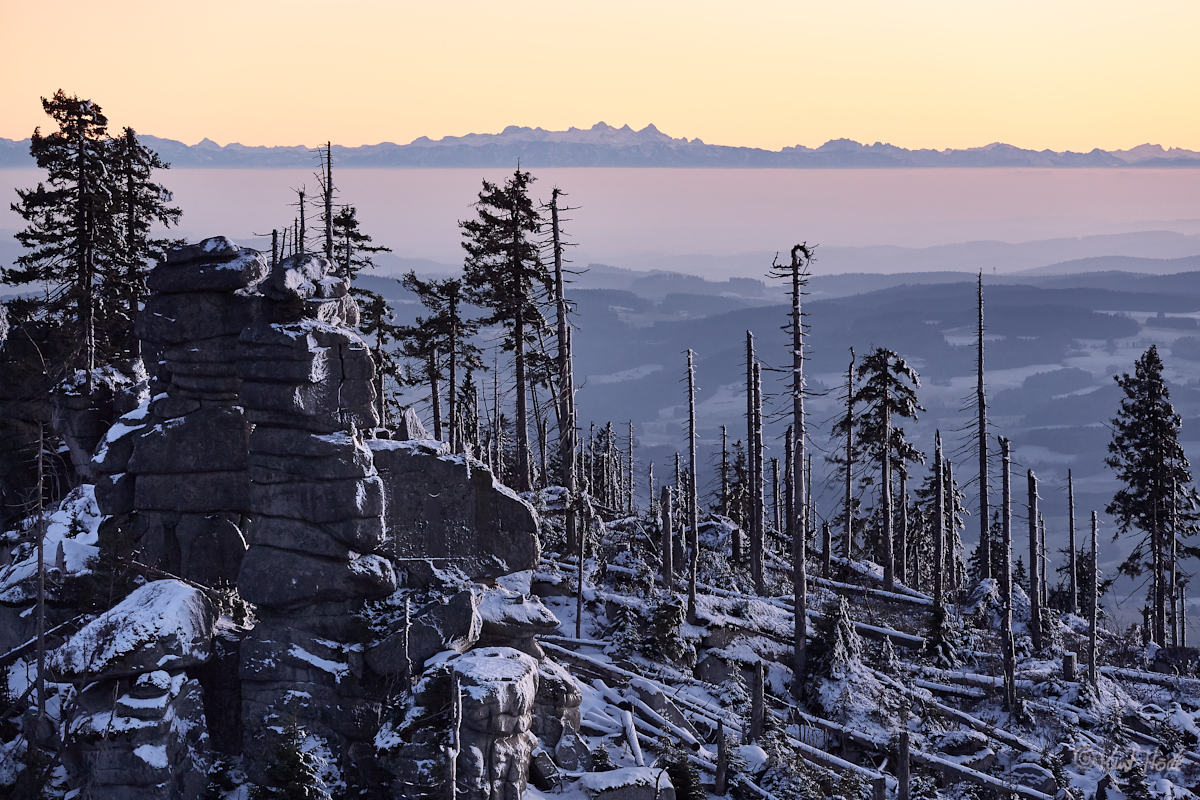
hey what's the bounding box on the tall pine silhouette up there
[461,169,549,491]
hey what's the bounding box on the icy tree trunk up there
[1068,470,1077,614]
[687,350,700,622]
[934,432,945,607]
[977,273,991,581]
[1001,438,1016,709]
[753,362,765,594]
[1090,510,1099,686]
[661,485,674,595]
[843,350,856,560]
[1028,470,1042,652]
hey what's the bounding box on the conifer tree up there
[843,348,924,591]
[461,168,549,492]
[249,722,325,800]
[7,92,115,373]
[105,126,182,357]
[1106,345,1198,645]
[401,272,482,449]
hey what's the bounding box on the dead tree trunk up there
[429,344,442,441]
[662,485,674,595]
[716,718,728,795]
[1068,470,1077,614]
[749,661,765,742]
[1090,510,1099,687]
[720,425,729,517]
[36,421,46,728]
[1028,470,1042,652]
[898,469,909,587]
[843,349,856,560]
[934,431,945,607]
[882,380,895,593]
[1171,479,1179,648]
[1001,437,1016,709]
[323,142,334,260]
[823,521,832,579]
[898,730,911,800]
[946,459,958,593]
[772,457,781,540]
[977,273,991,581]
[753,362,765,594]
[687,350,700,622]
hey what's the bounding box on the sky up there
[2,1,1198,153]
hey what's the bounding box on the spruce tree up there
[461,169,549,492]
[1106,345,1198,646]
[400,272,482,449]
[249,722,325,800]
[843,348,925,590]
[7,91,115,373]
[105,126,182,358]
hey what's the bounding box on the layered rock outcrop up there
[95,236,268,587]
[235,253,396,787]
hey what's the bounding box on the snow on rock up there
[478,586,562,640]
[0,485,102,602]
[454,646,541,728]
[51,580,215,680]
[580,766,675,800]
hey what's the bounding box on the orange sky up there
[1,1,1196,152]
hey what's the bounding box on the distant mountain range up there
[2,123,1199,169]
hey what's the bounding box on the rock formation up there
[54,580,215,800]
[235,252,395,787]
[95,236,268,587]
[73,237,560,799]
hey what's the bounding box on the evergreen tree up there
[810,595,862,680]
[357,290,404,427]
[400,272,482,448]
[461,168,550,492]
[248,722,325,800]
[924,603,960,668]
[105,126,182,358]
[840,348,925,590]
[1117,759,1153,800]
[648,595,694,667]
[1013,557,1028,595]
[655,738,705,800]
[6,91,115,373]
[331,205,390,282]
[1106,345,1199,645]
[607,602,643,659]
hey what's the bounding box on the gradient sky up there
[1,1,1197,152]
